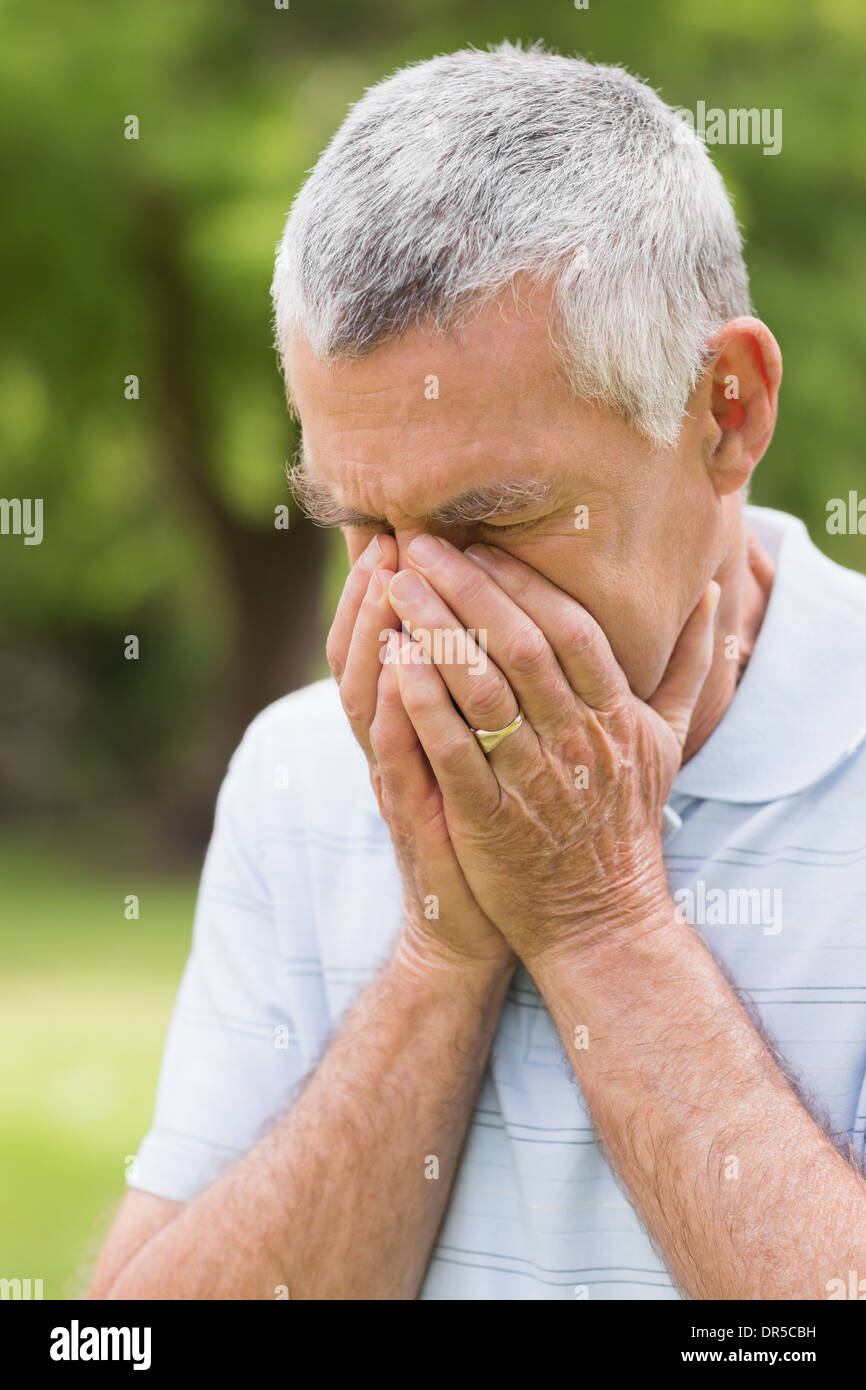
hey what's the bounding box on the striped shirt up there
[132,505,866,1299]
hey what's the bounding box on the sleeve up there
[128,717,308,1203]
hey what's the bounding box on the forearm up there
[532,906,866,1299]
[103,929,512,1299]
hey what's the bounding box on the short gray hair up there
[271,42,752,448]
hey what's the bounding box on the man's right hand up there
[326,533,513,971]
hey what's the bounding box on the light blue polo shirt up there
[131,506,866,1299]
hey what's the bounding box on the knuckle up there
[340,684,369,725]
[437,736,474,775]
[563,617,598,660]
[502,562,533,604]
[377,660,401,705]
[466,677,510,725]
[455,564,490,607]
[325,629,345,681]
[369,718,397,759]
[400,673,430,716]
[505,621,548,675]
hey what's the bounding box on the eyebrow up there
[287,448,555,528]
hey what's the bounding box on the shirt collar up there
[672,505,866,805]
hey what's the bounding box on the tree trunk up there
[134,184,330,776]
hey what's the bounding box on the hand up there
[326,535,513,970]
[385,536,719,967]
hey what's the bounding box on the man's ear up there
[701,317,782,496]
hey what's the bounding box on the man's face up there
[287,289,727,700]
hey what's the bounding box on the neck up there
[681,514,775,765]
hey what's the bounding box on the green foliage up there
[1,0,864,838]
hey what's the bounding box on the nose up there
[393,523,471,569]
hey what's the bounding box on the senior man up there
[92,44,866,1300]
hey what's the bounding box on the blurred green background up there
[1,0,864,1297]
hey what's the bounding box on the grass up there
[0,835,197,1298]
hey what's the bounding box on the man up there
[91,43,866,1300]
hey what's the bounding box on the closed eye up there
[473,516,540,538]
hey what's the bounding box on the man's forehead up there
[283,294,614,526]
[284,285,567,443]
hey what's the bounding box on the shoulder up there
[240,677,351,755]
[221,677,377,829]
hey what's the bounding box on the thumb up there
[648,581,720,749]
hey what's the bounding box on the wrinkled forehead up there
[283,305,631,525]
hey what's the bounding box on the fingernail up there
[358,536,382,571]
[407,534,445,568]
[389,570,426,603]
[367,567,390,597]
[465,545,496,572]
[708,580,721,611]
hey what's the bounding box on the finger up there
[373,632,432,791]
[339,566,399,759]
[374,638,491,931]
[648,581,720,749]
[460,543,627,710]
[326,533,398,682]
[393,639,500,819]
[394,537,572,738]
[370,636,441,822]
[387,568,539,777]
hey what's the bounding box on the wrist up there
[526,887,681,998]
[393,916,516,992]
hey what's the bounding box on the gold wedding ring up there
[471,709,525,755]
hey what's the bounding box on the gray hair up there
[271,41,752,448]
